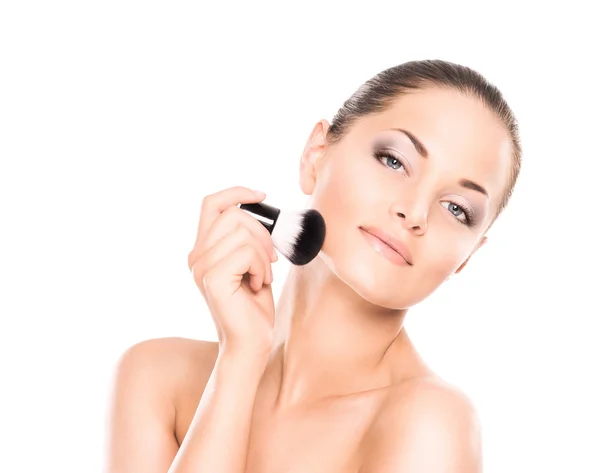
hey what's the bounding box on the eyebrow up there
[390,128,490,199]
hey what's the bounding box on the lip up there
[359,226,413,265]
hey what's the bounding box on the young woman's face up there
[301,86,513,310]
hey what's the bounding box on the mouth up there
[359,226,413,266]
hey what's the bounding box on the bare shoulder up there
[118,336,219,367]
[363,376,482,473]
[115,336,219,396]
[388,375,481,424]
[105,337,219,473]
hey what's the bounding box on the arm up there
[168,349,268,473]
[103,339,180,473]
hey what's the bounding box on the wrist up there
[216,346,271,374]
[219,339,272,362]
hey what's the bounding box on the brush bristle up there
[271,209,326,265]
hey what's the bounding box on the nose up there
[391,184,430,235]
[396,211,427,235]
[393,201,428,235]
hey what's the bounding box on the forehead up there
[349,87,513,204]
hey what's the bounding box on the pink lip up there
[359,226,413,266]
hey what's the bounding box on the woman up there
[104,59,522,473]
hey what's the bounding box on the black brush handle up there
[239,202,281,235]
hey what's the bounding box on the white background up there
[1,1,599,472]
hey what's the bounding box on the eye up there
[373,150,407,173]
[442,201,475,227]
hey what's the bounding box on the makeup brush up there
[239,201,326,266]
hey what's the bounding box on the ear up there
[299,119,329,195]
[454,235,488,275]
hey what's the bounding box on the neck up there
[265,255,414,410]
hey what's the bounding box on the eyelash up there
[373,149,476,227]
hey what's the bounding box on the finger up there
[194,186,266,247]
[188,205,276,273]
[193,226,272,291]
[203,242,268,295]
[192,205,276,265]
[201,224,272,288]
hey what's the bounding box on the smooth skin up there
[104,86,513,473]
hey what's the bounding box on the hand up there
[187,186,278,357]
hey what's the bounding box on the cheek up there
[312,158,373,225]
[425,236,474,281]
[309,159,376,264]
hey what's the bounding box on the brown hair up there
[326,59,522,225]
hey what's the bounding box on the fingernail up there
[254,190,266,197]
[272,249,278,261]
